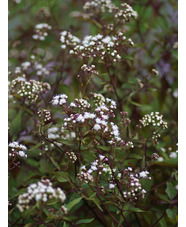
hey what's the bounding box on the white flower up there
[91,165,98,171]
[76,114,85,122]
[157,157,164,162]
[109,183,115,189]
[169,152,177,159]
[139,171,149,178]
[35,194,42,201]
[99,155,105,160]
[93,124,101,131]
[18,151,27,157]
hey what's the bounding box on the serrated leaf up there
[166,207,177,220]
[157,193,170,203]
[76,218,94,225]
[129,207,146,213]
[50,157,60,170]
[166,182,177,200]
[54,172,69,182]
[65,197,82,211]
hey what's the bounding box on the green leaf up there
[65,197,82,211]
[49,157,60,170]
[166,182,177,200]
[129,100,141,107]
[129,207,146,213]
[152,158,178,168]
[54,172,69,182]
[8,208,14,215]
[76,218,94,225]
[123,55,134,61]
[157,193,170,203]
[29,142,42,152]
[91,19,102,28]
[24,224,34,227]
[57,139,74,147]
[46,198,58,205]
[24,158,39,168]
[46,215,58,220]
[166,207,177,220]
[82,194,103,211]
[9,109,23,138]
[97,145,110,152]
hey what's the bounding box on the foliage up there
[9,0,178,226]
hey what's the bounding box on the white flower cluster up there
[17,179,66,212]
[139,112,168,129]
[48,127,60,140]
[78,159,150,200]
[115,3,138,22]
[83,0,114,13]
[38,109,52,123]
[92,93,106,106]
[83,0,137,24]
[51,93,133,147]
[51,94,68,106]
[124,141,134,148]
[10,77,51,103]
[33,23,52,41]
[34,61,50,76]
[21,61,31,71]
[78,166,94,183]
[60,31,80,49]
[60,32,134,62]
[9,141,27,158]
[14,57,50,77]
[61,94,126,145]
[122,167,150,201]
[65,151,77,163]
[78,154,112,184]
[81,64,98,75]
[92,93,117,109]
[61,128,76,140]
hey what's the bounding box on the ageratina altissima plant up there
[35,92,154,219]
[8,0,177,226]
